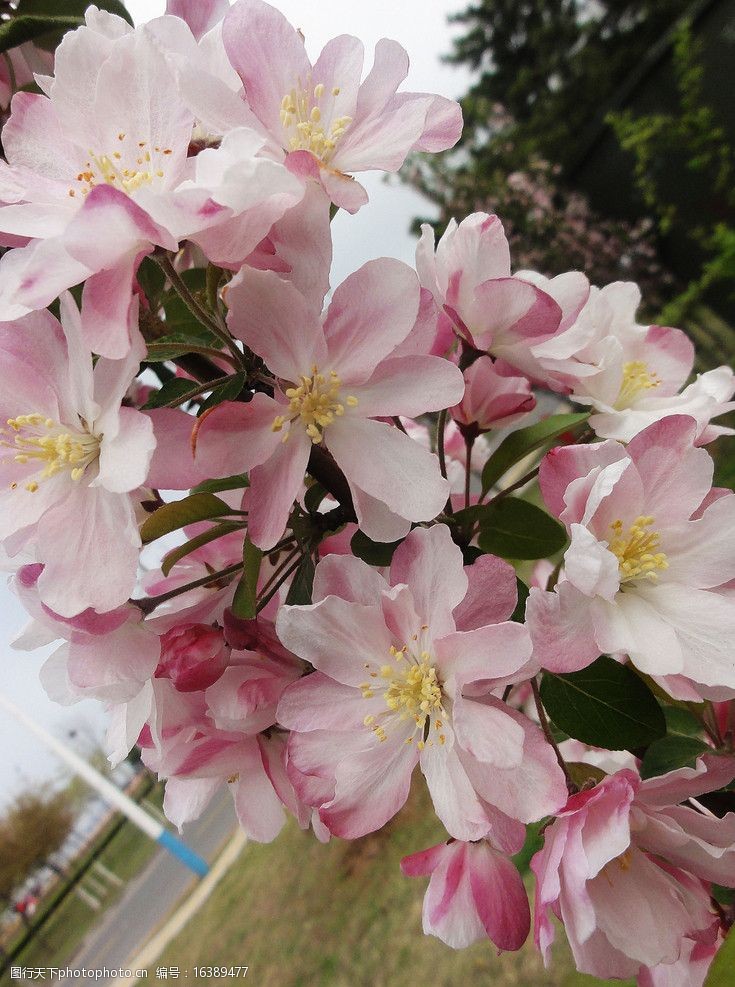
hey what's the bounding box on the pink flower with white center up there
[195,259,464,548]
[0,9,303,356]
[401,838,530,951]
[532,756,735,980]
[451,356,536,434]
[416,212,584,375]
[529,280,735,442]
[527,415,735,694]
[276,525,566,843]
[0,294,155,617]
[221,0,462,213]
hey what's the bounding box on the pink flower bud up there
[156,623,230,692]
[451,357,535,434]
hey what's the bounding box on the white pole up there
[0,692,208,876]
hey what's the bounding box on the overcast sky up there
[0,0,473,806]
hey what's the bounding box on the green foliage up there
[480,412,589,494]
[285,555,316,605]
[607,21,735,323]
[0,1,132,54]
[476,497,567,560]
[540,656,666,750]
[350,530,402,567]
[140,493,236,544]
[704,925,735,986]
[231,537,262,619]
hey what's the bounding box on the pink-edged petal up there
[539,439,628,520]
[355,39,408,117]
[225,266,325,381]
[164,776,221,830]
[434,622,533,689]
[422,842,486,949]
[526,583,601,673]
[247,428,311,549]
[145,408,209,489]
[470,277,561,350]
[222,0,310,137]
[35,485,140,617]
[470,842,530,951]
[664,493,735,588]
[400,841,448,878]
[232,736,287,842]
[165,0,230,39]
[276,596,393,686]
[420,728,497,841]
[327,416,449,524]
[459,704,568,823]
[277,672,381,732]
[564,523,620,601]
[312,553,388,606]
[350,484,413,543]
[453,554,518,630]
[96,406,155,493]
[193,394,283,476]
[348,355,464,417]
[319,728,418,838]
[0,237,91,319]
[637,753,735,807]
[322,258,420,382]
[79,256,141,359]
[452,694,525,770]
[389,525,466,639]
[626,415,712,524]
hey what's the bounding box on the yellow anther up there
[615,361,662,410]
[280,79,351,162]
[1,413,100,491]
[608,516,668,583]
[271,366,349,444]
[332,87,340,96]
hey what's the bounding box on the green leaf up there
[231,538,262,619]
[476,498,567,560]
[540,656,666,751]
[192,473,249,495]
[704,925,735,986]
[511,578,529,623]
[18,0,132,22]
[142,377,200,410]
[285,555,315,605]
[136,257,166,308]
[566,761,608,790]
[304,482,328,514]
[350,530,402,567]
[144,338,220,362]
[640,735,710,779]
[161,521,244,577]
[480,412,590,494]
[0,14,83,52]
[198,373,247,414]
[140,493,234,544]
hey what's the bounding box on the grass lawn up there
[158,785,633,987]
[0,780,166,983]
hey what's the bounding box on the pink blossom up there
[532,757,735,980]
[527,416,735,694]
[221,0,462,212]
[165,0,230,40]
[401,838,530,951]
[416,213,577,374]
[195,260,464,548]
[529,280,735,441]
[0,9,303,356]
[451,356,536,433]
[0,294,155,617]
[276,525,566,842]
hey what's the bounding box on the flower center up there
[271,366,357,444]
[68,135,173,199]
[608,515,668,583]
[615,361,661,410]
[360,638,447,749]
[280,82,352,164]
[1,413,100,491]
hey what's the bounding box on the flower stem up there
[135,562,245,614]
[155,253,244,368]
[531,677,576,793]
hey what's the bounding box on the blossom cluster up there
[2,2,735,983]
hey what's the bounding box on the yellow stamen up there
[608,515,668,583]
[615,361,661,409]
[1,413,100,491]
